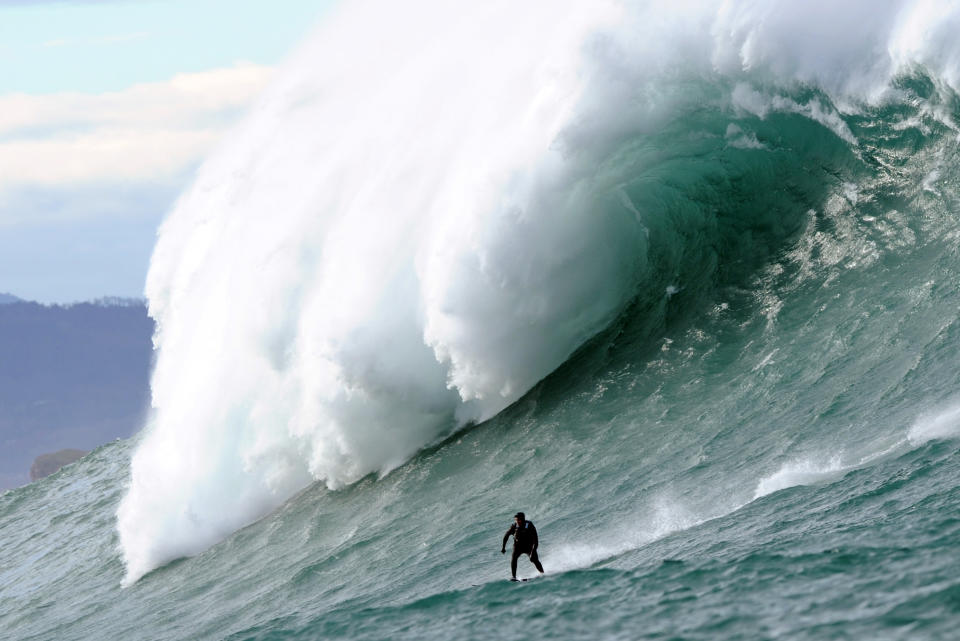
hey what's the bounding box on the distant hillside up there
[30,449,88,481]
[0,293,22,304]
[0,300,154,490]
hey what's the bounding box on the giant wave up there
[116,0,960,585]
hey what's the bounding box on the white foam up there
[118,0,960,585]
[754,457,847,499]
[753,431,922,500]
[725,123,765,149]
[547,499,703,573]
[843,182,860,205]
[922,168,942,194]
[908,404,960,445]
[732,85,857,144]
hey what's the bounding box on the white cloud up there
[0,62,272,201]
[0,128,221,187]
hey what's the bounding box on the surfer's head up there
[514,512,525,524]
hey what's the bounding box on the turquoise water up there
[5,3,960,639]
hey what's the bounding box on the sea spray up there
[117,0,960,585]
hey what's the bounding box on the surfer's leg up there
[511,548,521,578]
[530,549,544,574]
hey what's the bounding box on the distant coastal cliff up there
[0,297,153,490]
[30,449,89,481]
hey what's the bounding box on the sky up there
[0,0,335,303]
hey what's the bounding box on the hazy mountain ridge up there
[0,299,154,489]
[30,449,89,482]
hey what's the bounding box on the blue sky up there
[0,0,335,303]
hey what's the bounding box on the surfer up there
[501,512,544,581]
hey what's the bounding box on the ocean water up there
[5,1,960,639]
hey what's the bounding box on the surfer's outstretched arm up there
[501,524,516,553]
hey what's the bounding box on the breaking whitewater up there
[5,1,960,639]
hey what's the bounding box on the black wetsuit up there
[502,520,544,578]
